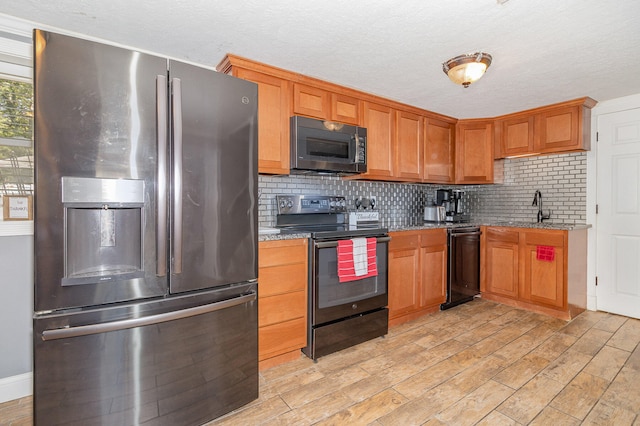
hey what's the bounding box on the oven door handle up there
[314,236,390,249]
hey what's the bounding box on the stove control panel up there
[276,194,346,214]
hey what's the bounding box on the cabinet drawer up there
[486,227,519,244]
[523,230,565,247]
[259,317,307,360]
[259,291,306,326]
[420,228,447,247]
[259,239,307,268]
[389,232,420,250]
[260,263,307,296]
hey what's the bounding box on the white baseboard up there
[0,372,32,403]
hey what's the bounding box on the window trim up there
[0,17,33,237]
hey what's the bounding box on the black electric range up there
[274,194,386,240]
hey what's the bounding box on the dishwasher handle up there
[449,231,482,238]
[41,291,257,341]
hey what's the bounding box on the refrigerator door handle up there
[156,74,168,276]
[41,291,257,341]
[171,77,183,274]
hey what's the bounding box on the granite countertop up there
[387,221,591,232]
[258,220,591,241]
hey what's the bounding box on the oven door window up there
[315,241,388,309]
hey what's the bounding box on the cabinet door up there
[501,115,535,157]
[235,68,290,174]
[424,117,455,183]
[455,120,494,184]
[419,229,447,308]
[388,233,421,318]
[362,102,395,179]
[521,231,566,308]
[535,105,580,153]
[395,110,423,181]
[331,93,360,125]
[484,227,519,299]
[293,83,330,119]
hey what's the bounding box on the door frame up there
[587,93,640,311]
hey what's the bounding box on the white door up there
[596,108,640,318]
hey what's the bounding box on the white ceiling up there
[2,0,640,118]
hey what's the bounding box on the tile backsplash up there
[258,152,587,227]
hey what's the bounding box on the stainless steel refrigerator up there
[32,29,258,425]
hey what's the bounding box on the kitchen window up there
[0,76,33,199]
[0,18,34,234]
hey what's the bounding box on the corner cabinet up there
[481,226,587,320]
[388,229,447,326]
[258,239,308,370]
[455,120,494,184]
[217,55,291,175]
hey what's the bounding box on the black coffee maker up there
[436,189,469,222]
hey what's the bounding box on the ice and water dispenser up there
[61,177,145,286]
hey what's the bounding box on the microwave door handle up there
[352,133,360,164]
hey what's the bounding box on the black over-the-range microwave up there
[290,116,367,174]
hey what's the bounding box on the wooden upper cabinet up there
[499,114,535,157]
[331,93,360,125]
[455,120,494,184]
[293,84,361,125]
[535,102,592,153]
[494,97,597,158]
[234,68,290,175]
[395,110,423,181]
[361,101,395,179]
[293,83,330,119]
[424,117,455,183]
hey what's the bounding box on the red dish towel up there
[536,245,555,262]
[337,237,378,283]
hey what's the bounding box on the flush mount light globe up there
[442,52,492,88]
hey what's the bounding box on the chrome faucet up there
[532,190,551,223]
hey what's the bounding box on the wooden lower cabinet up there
[389,229,447,326]
[481,226,586,320]
[258,239,308,370]
[484,227,519,299]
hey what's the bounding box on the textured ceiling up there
[2,0,640,118]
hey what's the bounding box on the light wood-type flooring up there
[2,299,640,425]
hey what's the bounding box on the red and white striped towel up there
[337,237,378,283]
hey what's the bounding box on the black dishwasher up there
[441,227,481,310]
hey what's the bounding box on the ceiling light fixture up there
[442,52,492,88]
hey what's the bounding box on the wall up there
[259,151,588,227]
[469,152,587,223]
[0,234,33,401]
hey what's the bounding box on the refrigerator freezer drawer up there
[33,284,258,425]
